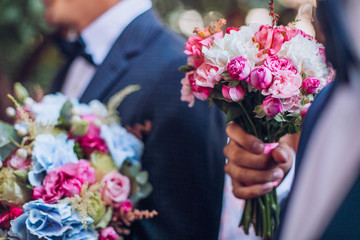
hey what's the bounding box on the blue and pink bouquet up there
[0,84,156,240]
[180,13,334,238]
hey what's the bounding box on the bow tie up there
[54,35,97,66]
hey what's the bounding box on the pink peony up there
[187,56,204,69]
[99,226,121,240]
[254,25,287,57]
[101,171,130,207]
[262,70,302,98]
[248,66,273,89]
[180,76,195,107]
[184,36,204,57]
[74,114,108,158]
[195,63,224,88]
[263,96,284,117]
[3,150,31,170]
[222,84,246,102]
[32,160,96,203]
[264,56,297,74]
[282,95,301,112]
[301,103,312,118]
[187,71,212,101]
[0,205,23,229]
[286,27,314,41]
[227,56,251,80]
[302,77,321,94]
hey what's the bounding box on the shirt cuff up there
[276,147,296,203]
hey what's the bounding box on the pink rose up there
[99,227,121,240]
[222,84,246,102]
[301,103,312,118]
[248,66,273,89]
[262,70,302,98]
[119,200,133,213]
[32,160,96,203]
[302,77,320,94]
[0,205,23,229]
[264,56,297,74]
[195,63,224,88]
[254,25,286,57]
[3,150,31,170]
[263,96,284,117]
[282,95,301,112]
[227,56,251,80]
[101,171,130,207]
[73,114,108,158]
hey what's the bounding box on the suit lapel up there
[79,9,163,103]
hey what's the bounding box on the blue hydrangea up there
[28,134,79,186]
[100,124,144,168]
[9,199,96,240]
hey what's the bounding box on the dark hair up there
[317,0,358,82]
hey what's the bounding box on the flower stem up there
[238,102,258,138]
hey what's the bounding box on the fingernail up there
[276,147,289,160]
[262,182,273,192]
[273,169,283,179]
[252,141,264,153]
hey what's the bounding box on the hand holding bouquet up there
[180,10,334,237]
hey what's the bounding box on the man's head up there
[42,0,122,33]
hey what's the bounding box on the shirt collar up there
[81,0,152,65]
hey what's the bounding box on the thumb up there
[272,144,290,164]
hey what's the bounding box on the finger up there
[224,141,273,169]
[226,123,264,154]
[225,162,284,184]
[231,179,274,199]
[272,143,294,178]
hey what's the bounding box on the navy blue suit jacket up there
[276,79,360,239]
[52,10,227,240]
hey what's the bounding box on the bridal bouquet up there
[0,84,156,240]
[180,14,334,238]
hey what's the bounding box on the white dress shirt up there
[61,0,152,98]
[281,1,360,238]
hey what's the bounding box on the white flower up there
[277,35,330,87]
[203,24,260,69]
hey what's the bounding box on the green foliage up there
[178,65,194,72]
[73,142,85,160]
[0,120,20,160]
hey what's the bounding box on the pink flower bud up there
[227,56,251,80]
[222,84,246,102]
[302,78,320,94]
[301,103,311,118]
[263,96,284,117]
[248,66,273,89]
[99,226,121,240]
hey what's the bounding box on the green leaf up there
[226,105,242,123]
[139,182,153,198]
[59,100,73,122]
[129,163,141,178]
[0,120,20,159]
[136,171,149,185]
[94,207,113,229]
[14,82,29,102]
[178,65,194,72]
[274,114,287,122]
[70,120,89,137]
[73,142,84,159]
[13,169,28,182]
[295,116,303,126]
[222,71,232,80]
[229,81,240,88]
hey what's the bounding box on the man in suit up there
[224,0,360,238]
[43,0,227,239]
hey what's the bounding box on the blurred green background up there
[0,0,316,121]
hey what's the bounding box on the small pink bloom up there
[302,78,321,94]
[285,27,314,41]
[184,36,204,57]
[254,25,286,57]
[222,85,246,102]
[264,56,297,74]
[99,227,121,240]
[119,200,133,213]
[226,27,239,34]
[282,95,301,112]
[3,150,31,170]
[263,96,284,117]
[72,114,108,158]
[32,160,96,203]
[262,70,302,98]
[248,66,273,89]
[101,171,130,207]
[180,76,195,107]
[301,103,312,118]
[0,205,23,229]
[195,63,224,88]
[187,71,213,101]
[227,56,251,80]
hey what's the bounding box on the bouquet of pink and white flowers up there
[180,14,334,238]
[0,84,156,240]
